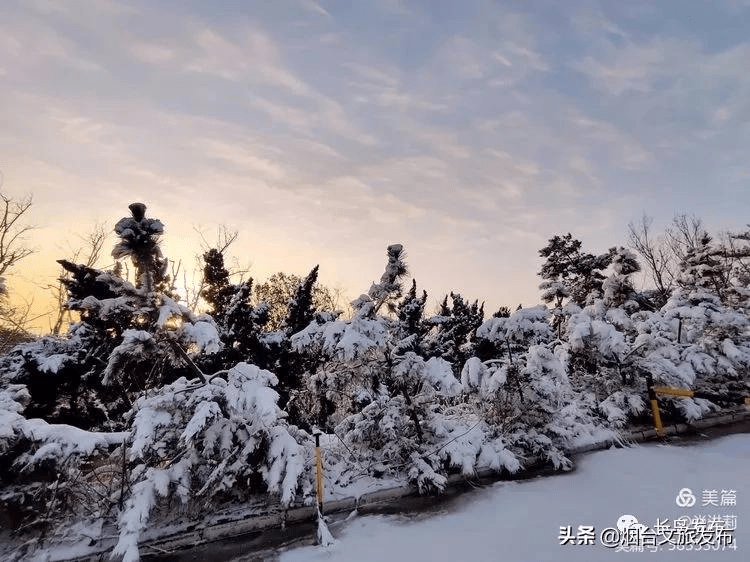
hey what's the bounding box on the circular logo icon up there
[675,488,696,507]
[617,514,639,532]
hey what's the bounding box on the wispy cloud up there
[5,0,750,329]
[572,37,692,96]
[130,41,177,65]
[185,26,312,95]
[0,17,102,74]
[299,0,330,18]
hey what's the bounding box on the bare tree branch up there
[627,214,673,303]
[0,190,34,276]
[194,225,239,255]
[0,183,36,342]
[665,213,706,263]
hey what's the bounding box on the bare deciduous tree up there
[0,189,34,276]
[254,271,343,331]
[0,181,36,350]
[628,213,709,308]
[665,213,706,264]
[628,214,673,305]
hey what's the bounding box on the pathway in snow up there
[278,434,749,561]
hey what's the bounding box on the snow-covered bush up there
[0,383,126,540]
[112,362,310,561]
[335,351,522,492]
[289,245,407,430]
[468,304,625,466]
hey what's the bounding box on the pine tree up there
[112,202,169,296]
[630,233,750,421]
[395,279,428,353]
[423,292,484,376]
[352,244,408,317]
[539,233,612,337]
[199,247,269,371]
[676,234,731,303]
[284,265,320,336]
[602,247,641,310]
[2,204,220,430]
[493,306,511,318]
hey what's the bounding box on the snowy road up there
[278,434,749,562]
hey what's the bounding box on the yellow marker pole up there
[650,398,664,435]
[652,386,694,398]
[314,433,324,514]
[646,375,664,436]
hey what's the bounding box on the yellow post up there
[652,386,694,398]
[650,399,664,435]
[314,432,324,514]
[646,374,664,436]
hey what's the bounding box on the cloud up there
[344,62,447,112]
[376,0,415,17]
[247,95,314,131]
[28,0,134,16]
[570,5,630,41]
[192,137,287,181]
[437,36,487,80]
[499,42,549,73]
[6,0,750,329]
[408,126,470,160]
[0,15,103,75]
[300,0,330,18]
[572,40,680,96]
[130,41,177,65]
[565,110,653,171]
[185,26,312,95]
[343,62,400,88]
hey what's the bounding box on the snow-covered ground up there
[280,433,749,561]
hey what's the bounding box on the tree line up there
[1,198,749,561]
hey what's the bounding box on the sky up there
[1,0,750,332]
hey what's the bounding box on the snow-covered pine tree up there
[291,246,407,429]
[1,204,220,431]
[112,202,170,298]
[395,279,428,354]
[98,204,219,401]
[677,234,732,304]
[199,247,270,372]
[335,351,466,493]
[280,265,350,426]
[112,362,310,562]
[563,247,642,397]
[602,247,641,311]
[549,246,652,430]
[471,305,554,399]
[0,203,222,546]
[351,244,408,318]
[725,226,750,309]
[468,306,585,468]
[422,292,484,376]
[538,234,613,338]
[295,247,523,491]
